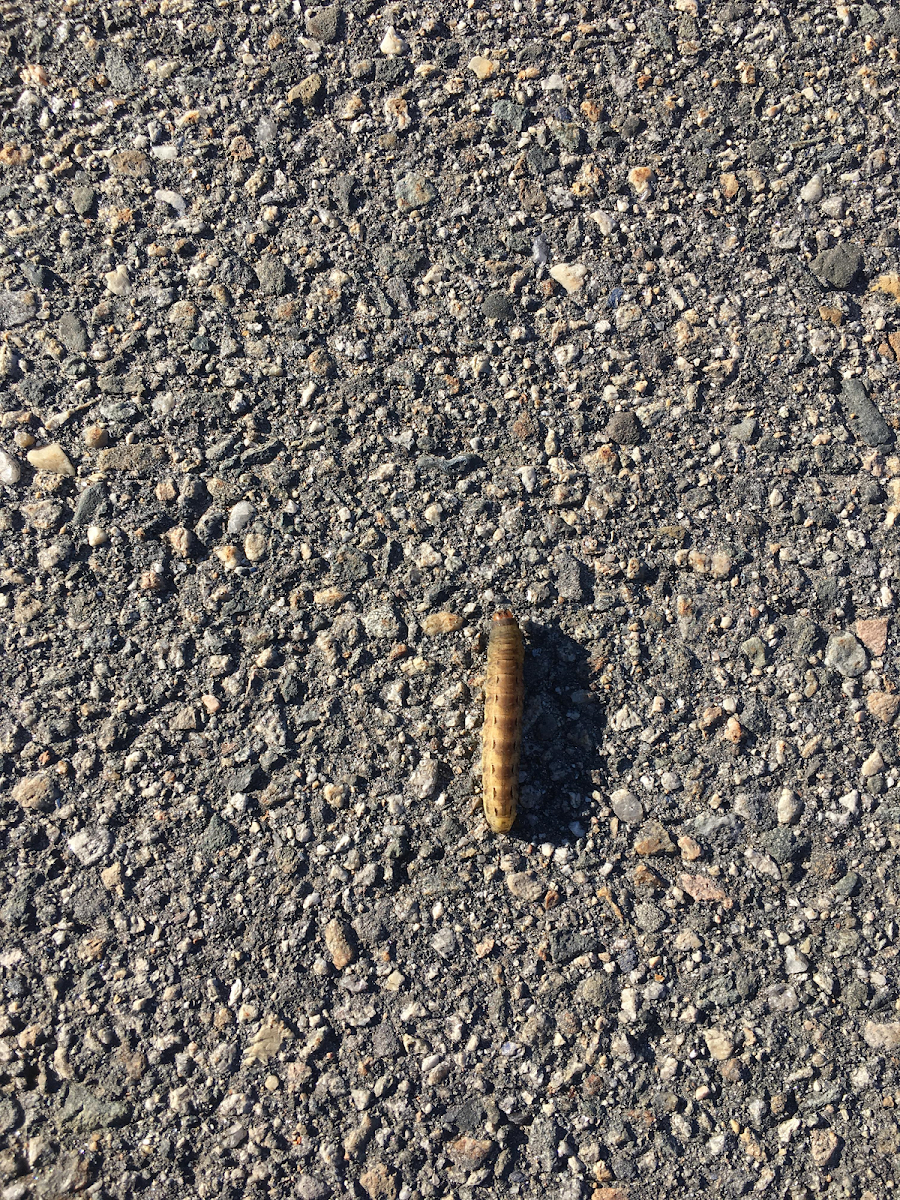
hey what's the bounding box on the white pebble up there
[0,448,21,484]
[799,174,823,203]
[380,27,406,56]
[549,263,587,294]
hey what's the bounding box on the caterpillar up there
[482,610,524,833]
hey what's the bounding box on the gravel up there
[2,2,900,1198]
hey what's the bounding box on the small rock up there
[777,789,803,825]
[103,265,130,296]
[610,789,643,824]
[603,411,643,445]
[506,871,545,902]
[244,531,267,561]
[784,945,810,975]
[548,262,587,293]
[729,417,759,443]
[516,464,537,493]
[227,500,256,534]
[863,1020,900,1050]
[861,748,884,778]
[740,636,768,668]
[409,757,440,799]
[26,443,76,475]
[766,983,798,1012]
[811,242,863,290]
[800,174,824,203]
[68,828,113,866]
[679,874,731,906]
[634,820,676,856]
[359,1163,398,1200]
[379,27,407,56]
[395,173,436,211]
[824,632,868,677]
[288,74,324,107]
[305,4,340,43]
[256,257,291,296]
[856,616,889,657]
[627,165,654,196]
[704,1029,734,1061]
[323,919,356,970]
[677,835,701,861]
[313,587,347,606]
[867,691,900,724]
[590,211,618,235]
[0,448,21,484]
[468,56,497,80]
[0,290,37,328]
[12,773,58,811]
[810,1129,840,1168]
[481,291,514,321]
[841,378,893,447]
[448,1136,493,1171]
[58,312,88,352]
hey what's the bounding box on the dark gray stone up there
[58,1085,129,1133]
[71,185,96,215]
[198,814,236,858]
[72,484,107,527]
[255,258,291,296]
[481,291,514,321]
[603,411,643,445]
[0,291,37,328]
[811,242,863,289]
[492,99,528,130]
[305,4,341,42]
[840,378,893,447]
[59,311,89,353]
[550,929,600,964]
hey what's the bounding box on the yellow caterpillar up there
[482,610,524,833]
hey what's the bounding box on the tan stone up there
[26,443,75,475]
[867,691,900,724]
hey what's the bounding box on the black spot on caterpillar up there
[482,610,524,833]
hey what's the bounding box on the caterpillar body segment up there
[482,610,524,833]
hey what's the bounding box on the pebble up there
[824,632,868,677]
[26,444,76,476]
[395,173,436,212]
[810,243,862,290]
[379,27,406,56]
[776,789,803,825]
[548,263,587,294]
[703,1029,734,1061]
[468,56,497,80]
[0,448,21,484]
[226,500,255,533]
[103,265,130,296]
[610,789,643,824]
[0,290,37,328]
[855,617,889,657]
[840,379,893,448]
[506,871,545,902]
[862,1021,900,1050]
[799,174,823,203]
[867,691,900,724]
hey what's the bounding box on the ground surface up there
[2,1,900,1198]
